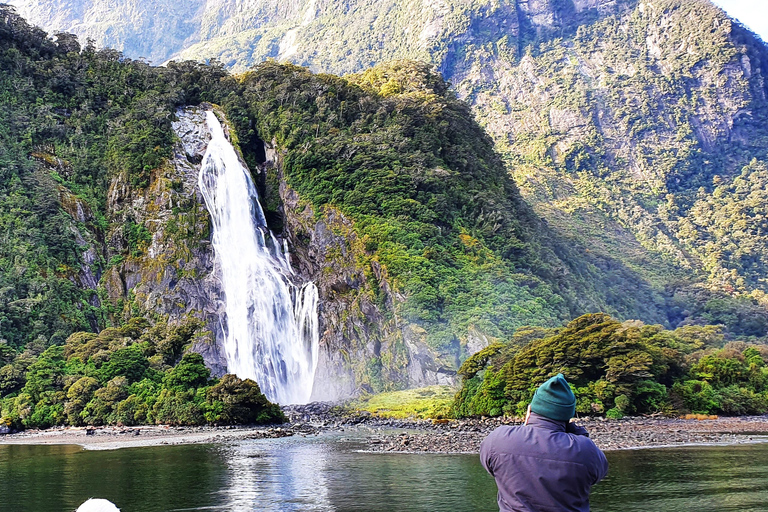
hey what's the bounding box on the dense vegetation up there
[0,4,633,360]
[454,313,768,418]
[4,2,768,416]
[0,6,189,349]
[0,318,284,429]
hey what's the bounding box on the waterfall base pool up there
[2,435,768,511]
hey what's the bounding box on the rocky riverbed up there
[2,401,768,452]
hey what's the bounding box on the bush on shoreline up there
[0,318,285,430]
[453,313,768,419]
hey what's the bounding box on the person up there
[480,373,608,512]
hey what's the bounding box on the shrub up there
[614,394,631,414]
[205,374,284,425]
[162,353,210,390]
[64,376,99,425]
[152,389,204,426]
[99,345,149,383]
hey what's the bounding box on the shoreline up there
[0,423,321,451]
[360,416,768,454]
[2,410,768,453]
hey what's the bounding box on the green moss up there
[351,385,457,419]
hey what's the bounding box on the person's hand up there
[566,421,589,437]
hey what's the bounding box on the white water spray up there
[198,111,319,405]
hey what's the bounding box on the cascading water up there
[198,110,319,405]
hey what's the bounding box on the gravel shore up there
[0,422,321,450]
[359,416,768,453]
[2,402,767,453]
[283,404,768,453]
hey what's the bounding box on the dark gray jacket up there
[480,413,609,512]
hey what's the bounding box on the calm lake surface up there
[2,434,768,512]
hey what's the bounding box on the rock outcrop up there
[266,146,457,401]
[101,105,227,376]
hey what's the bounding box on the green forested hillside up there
[0,3,673,354]
[484,0,768,308]
[219,60,643,349]
[0,7,662,419]
[9,0,768,339]
[0,12,178,348]
[3,1,768,422]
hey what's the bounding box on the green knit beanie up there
[529,373,576,422]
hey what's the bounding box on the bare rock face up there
[102,105,227,376]
[266,147,456,401]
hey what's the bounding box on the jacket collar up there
[526,411,568,432]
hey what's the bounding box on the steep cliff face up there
[101,106,227,375]
[265,148,458,400]
[458,0,768,302]
[31,152,103,322]
[96,102,457,400]
[174,0,635,71]
[6,0,203,63]
[7,0,633,69]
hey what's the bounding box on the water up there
[2,438,768,512]
[590,443,768,511]
[198,111,319,405]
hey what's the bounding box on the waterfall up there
[197,110,319,405]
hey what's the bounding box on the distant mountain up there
[6,1,639,70]
[5,0,768,337]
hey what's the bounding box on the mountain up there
[2,7,657,402]
[5,1,636,70]
[2,0,768,404]
[7,0,768,337]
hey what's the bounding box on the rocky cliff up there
[97,102,459,400]
[265,147,458,400]
[7,0,634,68]
[99,105,227,375]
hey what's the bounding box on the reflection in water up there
[215,437,333,511]
[2,436,768,512]
[211,436,496,511]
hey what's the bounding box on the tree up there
[205,374,284,424]
[99,345,149,383]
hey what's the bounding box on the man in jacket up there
[480,373,609,512]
